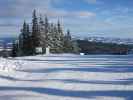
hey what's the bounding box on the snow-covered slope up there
[0,54,133,100]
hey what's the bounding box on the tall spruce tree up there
[57,20,63,34]
[24,23,33,55]
[12,40,19,57]
[63,30,80,53]
[63,29,73,53]
[31,9,40,54]
[21,21,28,55]
[44,16,50,48]
[18,21,32,56]
[47,23,54,52]
[50,24,60,53]
[72,40,80,53]
[57,20,64,52]
[39,15,46,53]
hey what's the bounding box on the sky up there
[0,0,133,38]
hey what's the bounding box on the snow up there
[0,54,133,100]
[0,58,20,72]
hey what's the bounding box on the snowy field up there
[0,54,133,100]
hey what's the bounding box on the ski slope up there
[0,54,133,100]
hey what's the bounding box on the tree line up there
[77,40,132,55]
[12,10,80,57]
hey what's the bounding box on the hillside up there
[77,40,133,55]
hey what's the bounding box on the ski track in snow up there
[0,54,133,100]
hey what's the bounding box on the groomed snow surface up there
[0,54,133,100]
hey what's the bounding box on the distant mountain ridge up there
[0,37,16,49]
[0,37,16,56]
[83,36,133,45]
[0,37,16,44]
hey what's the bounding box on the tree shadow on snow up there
[46,79,133,85]
[0,75,133,85]
[0,75,18,81]
[0,94,38,100]
[0,86,133,100]
[20,66,133,73]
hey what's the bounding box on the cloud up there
[85,0,97,4]
[0,0,52,19]
[0,0,96,28]
[0,0,52,37]
[42,10,95,18]
[0,0,95,37]
[0,0,133,38]
[74,11,96,18]
[0,0,98,19]
[84,0,103,4]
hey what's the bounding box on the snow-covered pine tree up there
[47,24,54,51]
[39,15,46,53]
[18,21,27,56]
[48,23,54,52]
[31,9,41,54]
[12,40,19,57]
[49,23,61,53]
[18,33,23,56]
[57,20,64,52]
[63,29,73,53]
[44,16,50,48]
[24,23,33,55]
[22,21,28,55]
[63,30,80,53]
[18,21,32,56]
[72,40,80,53]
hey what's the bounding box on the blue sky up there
[0,0,133,38]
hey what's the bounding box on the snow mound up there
[0,58,20,72]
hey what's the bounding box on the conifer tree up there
[18,21,32,55]
[31,9,40,54]
[57,20,64,52]
[24,23,33,55]
[72,40,80,53]
[39,15,46,53]
[50,24,60,53]
[21,21,28,55]
[12,41,18,57]
[44,16,50,48]
[57,20,63,34]
[63,29,73,53]
[47,23,54,52]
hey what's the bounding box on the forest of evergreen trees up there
[12,10,80,57]
[77,40,132,55]
[11,10,133,57]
